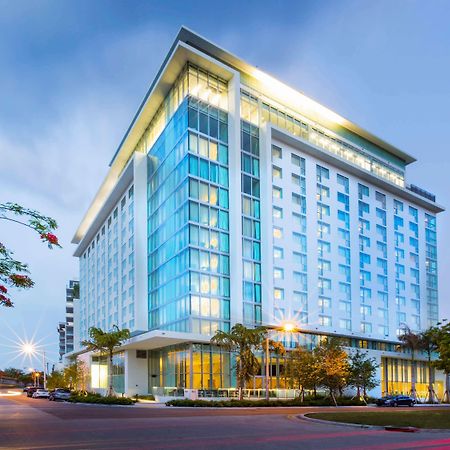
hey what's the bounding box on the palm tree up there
[398,325,421,400]
[211,324,267,400]
[419,327,439,403]
[432,321,450,403]
[82,325,130,397]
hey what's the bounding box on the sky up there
[1,0,449,370]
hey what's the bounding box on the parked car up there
[32,389,50,399]
[49,389,71,401]
[375,395,415,407]
[26,387,43,397]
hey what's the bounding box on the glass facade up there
[90,352,125,393]
[241,92,262,325]
[187,97,230,335]
[148,64,230,334]
[425,213,438,326]
[149,344,232,390]
[381,357,443,399]
[134,64,227,157]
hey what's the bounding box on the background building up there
[71,28,444,398]
[58,280,78,361]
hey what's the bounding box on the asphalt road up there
[1,393,450,450]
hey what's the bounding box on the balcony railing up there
[407,184,436,202]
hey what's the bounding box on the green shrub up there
[166,396,368,408]
[136,394,155,401]
[69,392,134,405]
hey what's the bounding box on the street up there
[1,393,450,449]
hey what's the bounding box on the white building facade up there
[71,28,444,398]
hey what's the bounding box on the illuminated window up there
[273,227,283,239]
[274,288,284,300]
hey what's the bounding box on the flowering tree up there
[0,202,60,307]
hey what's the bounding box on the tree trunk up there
[427,355,434,403]
[330,389,338,407]
[410,353,417,400]
[445,372,450,403]
[238,357,243,401]
[107,351,114,397]
[356,386,361,398]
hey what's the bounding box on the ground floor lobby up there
[77,330,448,401]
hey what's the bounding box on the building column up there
[227,71,243,326]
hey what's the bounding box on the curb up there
[298,413,383,430]
[384,426,418,432]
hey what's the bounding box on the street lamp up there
[21,343,47,389]
[265,322,298,401]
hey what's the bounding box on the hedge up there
[69,392,134,405]
[166,396,373,408]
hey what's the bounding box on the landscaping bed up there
[306,410,450,429]
[69,392,134,405]
[166,397,371,408]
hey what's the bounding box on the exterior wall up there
[124,350,149,396]
[77,182,136,348]
[265,134,437,341]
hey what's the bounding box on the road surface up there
[1,392,449,449]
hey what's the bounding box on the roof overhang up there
[117,329,211,351]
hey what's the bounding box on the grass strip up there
[306,410,450,429]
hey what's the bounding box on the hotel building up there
[71,28,445,398]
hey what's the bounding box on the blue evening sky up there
[1,0,449,369]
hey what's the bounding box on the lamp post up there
[265,322,297,401]
[22,343,47,389]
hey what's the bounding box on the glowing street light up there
[21,342,47,389]
[265,322,298,401]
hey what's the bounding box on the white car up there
[32,389,50,399]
